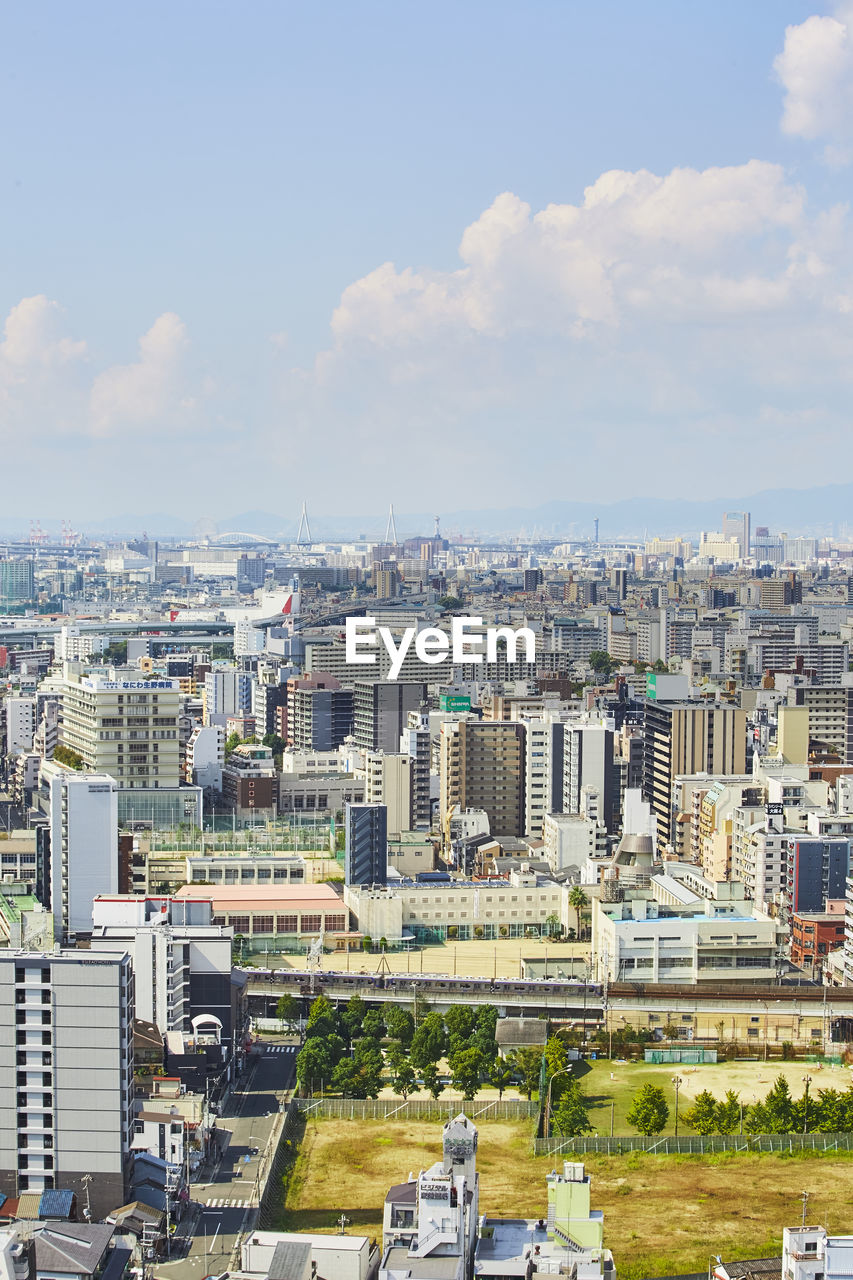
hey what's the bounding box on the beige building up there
[364,752,414,836]
[57,665,181,789]
[440,720,527,838]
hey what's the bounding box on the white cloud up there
[775,6,853,162]
[323,161,818,357]
[88,312,191,437]
[0,295,86,377]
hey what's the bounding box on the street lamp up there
[671,1075,683,1137]
[545,1066,575,1136]
[802,1074,812,1135]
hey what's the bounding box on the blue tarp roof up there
[39,1190,74,1218]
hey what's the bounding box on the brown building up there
[222,743,278,819]
[791,900,846,974]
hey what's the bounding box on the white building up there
[185,724,224,790]
[542,812,607,875]
[90,895,235,1037]
[592,869,782,984]
[55,626,107,662]
[5,697,36,756]
[779,1227,853,1280]
[46,764,119,940]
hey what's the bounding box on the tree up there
[421,1063,444,1100]
[340,994,367,1042]
[588,651,614,677]
[275,993,300,1030]
[224,731,242,756]
[763,1075,794,1134]
[444,1005,478,1044]
[683,1090,719,1136]
[661,1021,681,1041]
[511,1047,544,1100]
[296,1038,335,1093]
[552,1078,592,1138]
[385,1005,415,1048]
[361,935,372,953]
[743,1100,769,1135]
[262,732,285,755]
[361,1009,386,1041]
[438,596,464,613]
[473,1006,499,1064]
[411,1012,447,1069]
[814,1088,850,1133]
[449,1046,483,1101]
[391,1060,417,1099]
[489,1061,514,1100]
[306,995,336,1040]
[53,744,84,771]
[568,886,589,939]
[626,1083,670,1136]
[544,1035,569,1079]
[715,1090,742,1135]
[544,913,562,939]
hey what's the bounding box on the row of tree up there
[621,1075,853,1137]
[293,994,549,1101]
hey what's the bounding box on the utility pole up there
[801,1189,810,1229]
[672,1075,683,1137]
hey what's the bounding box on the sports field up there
[578,1057,851,1135]
[276,1117,853,1280]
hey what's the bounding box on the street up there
[158,1041,297,1280]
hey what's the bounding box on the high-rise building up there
[45,764,119,940]
[353,681,427,753]
[57,669,181,790]
[722,511,751,556]
[642,702,747,853]
[786,836,849,914]
[364,753,414,837]
[203,668,253,725]
[400,708,431,830]
[287,674,353,750]
[5,697,36,756]
[562,722,617,832]
[0,560,34,604]
[345,803,388,887]
[440,720,526,838]
[0,949,134,1215]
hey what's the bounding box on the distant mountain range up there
[3,482,853,542]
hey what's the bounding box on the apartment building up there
[439,720,526,838]
[643,702,747,853]
[0,950,134,1217]
[45,763,119,941]
[221,744,278,821]
[364,753,413,836]
[89,895,237,1041]
[287,674,354,750]
[57,668,181,790]
[400,709,432,830]
[353,681,426,753]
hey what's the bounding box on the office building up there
[345,803,388,888]
[562,722,617,832]
[0,950,134,1216]
[400,709,431,830]
[722,511,751,556]
[57,669,181,790]
[785,836,850,914]
[353,681,426,753]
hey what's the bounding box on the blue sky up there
[2,1,851,527]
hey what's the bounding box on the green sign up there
[440,693,471,712]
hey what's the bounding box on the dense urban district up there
[2,511,853,1279]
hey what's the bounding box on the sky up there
[2,0,853,528]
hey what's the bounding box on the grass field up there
[276,1117,853,1280]
[577,1058,853,1136]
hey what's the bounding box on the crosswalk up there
[264,1045,296,1054]
[204,1197,250,1208]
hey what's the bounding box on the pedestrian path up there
[264,1045,295,1054]
[204,1197,250,1207]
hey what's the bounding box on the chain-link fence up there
[533,1131,853,1156]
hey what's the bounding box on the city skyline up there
[4,2,853,514]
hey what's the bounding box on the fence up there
[298,1096,539,1122]
[258,1098,304,1228]
[532,1131,853,1156]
